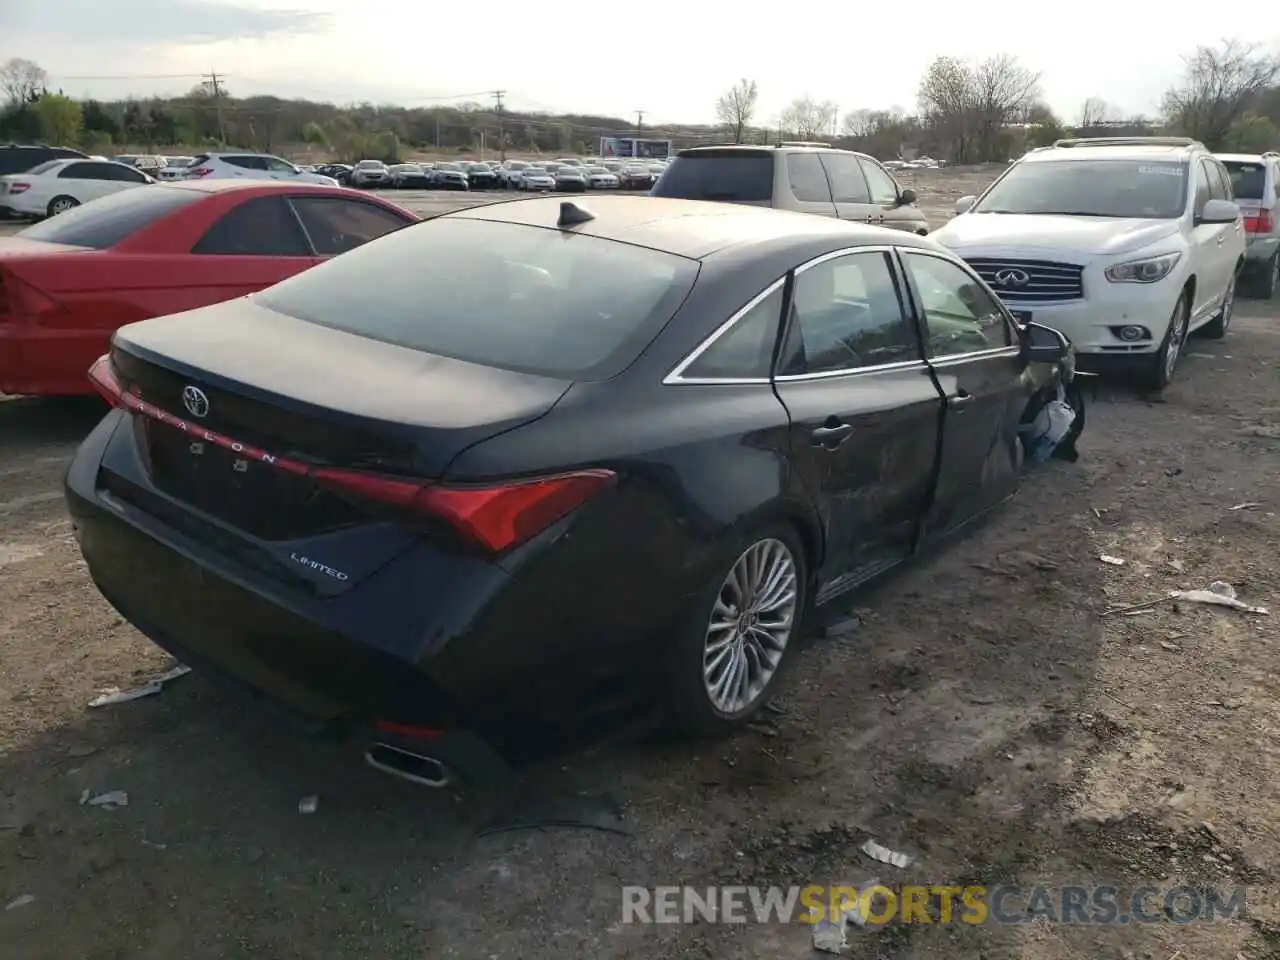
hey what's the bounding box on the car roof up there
[160,179,343,196]
[448,195,937,260]
[1024,144,1194,163]
[1214,153,1271,163]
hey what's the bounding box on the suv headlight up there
[1104,252,1181,284]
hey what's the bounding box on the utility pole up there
[635,110,645,135]
[206,70,227,146]
[492,89,506,161]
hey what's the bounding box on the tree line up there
[714,40,1280,161]
[3,41,1278,163]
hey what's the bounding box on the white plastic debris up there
[1229,502,1262,511]
[860,839,913,868]
[88,664,191,708]
[810,879,878,953]
[85,791,129,809]
[298,795,319,815]
[1099,555,1126,566]
[5,894,34,911]
[1171,581,1269,615]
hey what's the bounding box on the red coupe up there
[0,180,418,397]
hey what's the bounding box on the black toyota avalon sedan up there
[66,195,1073,785]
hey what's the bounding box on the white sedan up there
[519,168,556,191]
[0,158,154,218]
[584,166,620,189]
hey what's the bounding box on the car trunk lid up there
[108,298,572,548]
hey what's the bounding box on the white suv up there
[184,152,338,186]
[932,137,1245,389]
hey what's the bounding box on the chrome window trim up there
[663,243,1011,386]
[662,275,787,385]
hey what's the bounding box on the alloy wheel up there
[1164,299,1189,381]
[51,198,76,215]
[702,538,799,716]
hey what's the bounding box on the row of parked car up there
[313,156,670,192]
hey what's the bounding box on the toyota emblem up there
[182,385,210,418]
[993,268,1031,288]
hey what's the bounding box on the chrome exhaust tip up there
[364,742,454,789]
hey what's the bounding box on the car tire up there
[1252,253,1278,299]
[665,524,807,738]
[1199,272,1237,340]
[1140,290,1191,391]
[47,195,79,217]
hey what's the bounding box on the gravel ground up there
[2,168,1279,959]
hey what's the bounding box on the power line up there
[50,73,207,81]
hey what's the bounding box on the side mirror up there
[897,187,917,206]
[954,195,976,215]
[1197,198,1239,225]
[1020,321,1069,363]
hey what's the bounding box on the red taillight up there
[87,354,124,407]
[186,167,213,178]
[312,467,616,553]
[1246,210,1274,233]
[8,182,29,194]
[373,720,444,740]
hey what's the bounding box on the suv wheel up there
[1200,274,1237,339]
[1141,292,1190,391]
[1253,253,1278,299]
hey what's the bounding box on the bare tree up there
[841,108,876,138]
[1078,96,1118,128]
[1163,40,1280,148]
[917,54,1039,162]
[0,58,48,107]
[714,78,758,143]
[780,96,837,141]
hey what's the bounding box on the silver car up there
[653,145,930,235]
[1216,152,1280,298]
[351,159,393,188]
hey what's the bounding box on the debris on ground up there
[1229,502,1262,511]
[1099,555,1126,566]
[81,790,128,809]
[860,838,914,868]
[477,792,628,838]
[811,878,878,953]
[298,795,319,815]
[5,894,34,911]
[1173,581,1269,615]
[87,664,192,708]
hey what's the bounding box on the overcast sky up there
[3,0,1259,124]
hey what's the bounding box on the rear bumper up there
[1245,235,1279,263]
[64,409,681,763]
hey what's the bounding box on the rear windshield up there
[973,159,1188,219]
[651,154,773,203]
[1222,160,1267,200]
[16,186,203,249]
[254,218,699,380]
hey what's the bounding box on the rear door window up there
[192,195,313,256]
[254,217,699,380]
[786,154,832,203]
[1223,161,1266,200]
[225,155,268,170]
[819,153,871,203]
[650,152,774,202]
[289,196,411,255]
[15,187,204,249]
[57,162,97,179]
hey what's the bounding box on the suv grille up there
[965,258,1085,303]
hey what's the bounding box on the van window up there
[651,152,773,203]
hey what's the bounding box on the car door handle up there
[947,389,974,406]
[810,422,854,447]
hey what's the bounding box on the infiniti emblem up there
[182,385,210,418]
[993,268,1031,288]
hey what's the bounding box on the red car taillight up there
[1245,210,1274,233]
[311,467,616,553]
[186,167,213,178]
[87,354,126,407]
[9,182,29,194]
